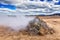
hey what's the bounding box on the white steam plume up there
[0,15,35,31]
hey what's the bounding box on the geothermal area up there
[0,15,60,40]
[0,0,60,40]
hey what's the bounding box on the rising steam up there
[0,15,35,31]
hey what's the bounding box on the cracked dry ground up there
[0,16,60,40]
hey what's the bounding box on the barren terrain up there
[0,16,60,40]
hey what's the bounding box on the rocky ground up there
[0,16,60,40]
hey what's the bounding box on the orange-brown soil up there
[0,16,60,40]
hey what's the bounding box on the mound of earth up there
[0,16,60,40]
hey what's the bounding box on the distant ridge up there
[38,13,60,16]
[50,13,60,16]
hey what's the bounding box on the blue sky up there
[0,3,16,10]
[0,0,60,15]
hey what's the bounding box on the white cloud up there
[0,0,60,15]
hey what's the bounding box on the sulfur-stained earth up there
[0,16,60,40]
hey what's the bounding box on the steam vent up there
[27,17,55,35]
[0,16,60,40]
